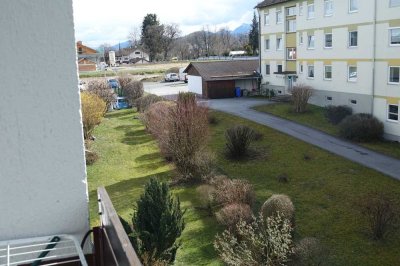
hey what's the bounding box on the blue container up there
[235,87,241,97]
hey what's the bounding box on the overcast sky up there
[72,0,259,48]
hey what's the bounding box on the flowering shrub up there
[214,213,294,266]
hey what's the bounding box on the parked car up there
[107,79,119,89]
[179,67,188,83]
[113,97,129,110]
[164,73,180,82]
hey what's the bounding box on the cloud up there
[73,0,258,47]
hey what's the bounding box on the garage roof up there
[184,60,260,81]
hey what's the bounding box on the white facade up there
[188,75,203,94]
[0,0,89,241]
[258,0,400,140]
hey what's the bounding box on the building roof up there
[255,0,291,9]
[184,60,260,81]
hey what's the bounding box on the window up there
[276,38,283,50]
[388,104,399,121]
[308,65,314,78]
[277,64,283,73]
[389,66,400,83]
[300,63,304,73]
[287,48,297,60]
[349,0,358,12]
[390,0,400,7]
[299,33,303,45]
[348,66,357,81]
[264,13,270,25]
[324,65,332,80]
[325,33,333,48]
[78,47,83,54]
[286,6,296,16]
[266,64,271,75]
[265,39,270,50]
[308,35,315,49]
[287,19,296,32]
[327,96,333,101]
[324,0,333,16]
[389,28,400,45]
[276,10,283,24]
[307,4,315,19]
[349,31,358,47]
[299,5,304,16]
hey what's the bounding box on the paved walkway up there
[207,98,400,181]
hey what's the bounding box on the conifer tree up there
[132,178,185,264]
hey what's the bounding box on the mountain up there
[232,23,251,35]
[108,40,132,51]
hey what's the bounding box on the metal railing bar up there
[40,258,81,265]
[0,240,74,251]
[7,252,78,265]
[8,246,77,257]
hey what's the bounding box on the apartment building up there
[256,0,400,141]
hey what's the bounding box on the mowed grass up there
[87,108,400,266]
[86,109,222,266]
[253,103,400,159]
[209,111,400,266]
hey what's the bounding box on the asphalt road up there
[143,81,188,96]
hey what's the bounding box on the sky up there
[72,0,259,48]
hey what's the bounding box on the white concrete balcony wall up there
[0,0,89,241]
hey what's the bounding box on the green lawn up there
[253,103,400,160]
[87,108,400,266]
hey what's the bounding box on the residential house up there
[76,41,101,71]
[256,0,400,141]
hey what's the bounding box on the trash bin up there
[235,87,241,97]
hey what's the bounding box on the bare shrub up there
[277,173,289,183]
[290,84,314,113]
[85,149,99,165]
[117,76,144,105]
[324,105,353,125]
[165,67,179,74]
[136,94,163,112]
[261,194,295,224]
[215,203,253,230]
[225,125,256,159]
[144,101,176,158]
[196,185,216,215]
[80,92,106,139]
[167,92,209,181]
[358,192,398,240]
[214,179,255,208]
[293,237,329,266]
[192,150,216,180]
[208,175,229,186]
[87,80,116,113]
[214,213,294,266]
[339,113,384,142]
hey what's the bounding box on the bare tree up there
[128,25,141,48]
[161,23,181,60]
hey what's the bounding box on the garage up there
[184,60,260,99]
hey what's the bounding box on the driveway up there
[143,81,188,96]
[207,98,400,181]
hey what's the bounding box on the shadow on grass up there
[89,171,173,223]
[106,110,134,119]
[114,125,153,146]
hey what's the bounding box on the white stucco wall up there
[0,0,89,242]
[188,75,203,94]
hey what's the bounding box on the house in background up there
[77,41,101,71]
[129,49,150,63]
[184,60,260,98]
[256,0,400,141]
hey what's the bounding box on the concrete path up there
[207,98,400,181]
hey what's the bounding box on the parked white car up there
[164,73,180,82]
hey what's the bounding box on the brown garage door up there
[206,80,235,99]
